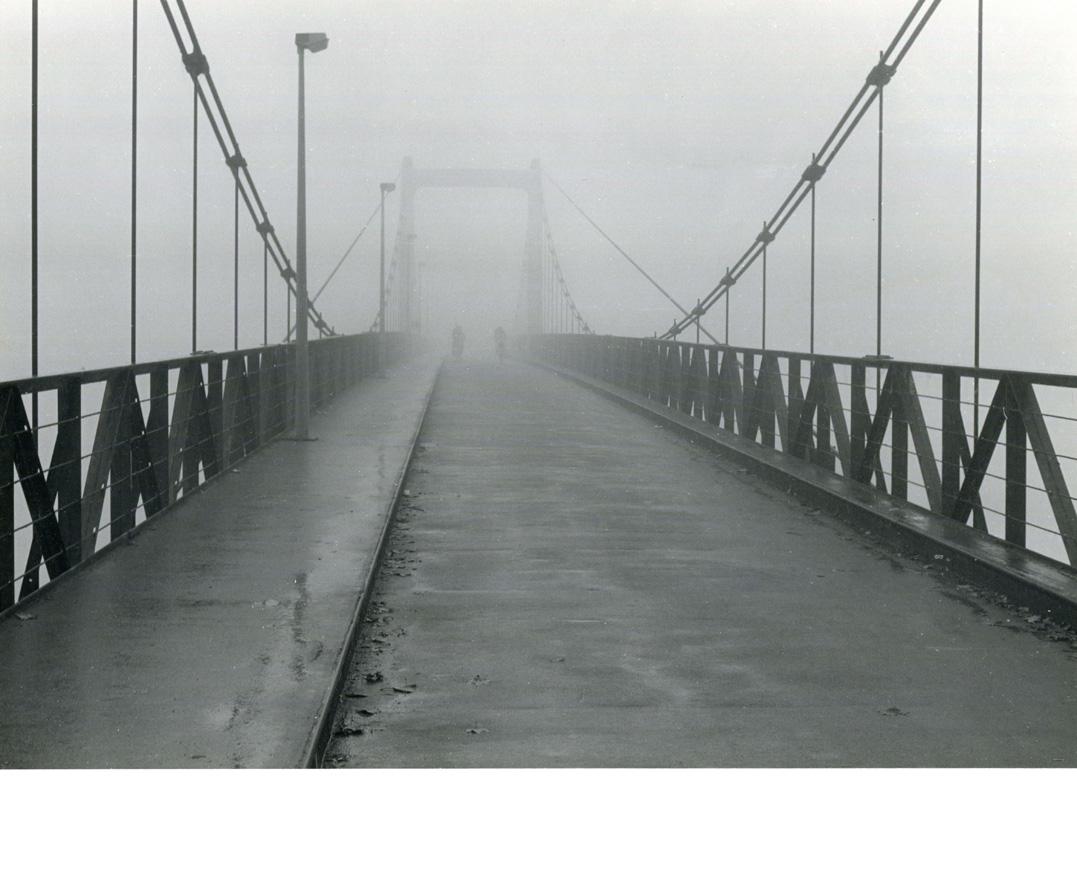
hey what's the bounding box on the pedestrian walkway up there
[328,360,1077,767]
[0,354,440,768]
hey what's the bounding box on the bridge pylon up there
[395,157,546,334]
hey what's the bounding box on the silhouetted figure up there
[494,326,507,363]
[451,324,465,360]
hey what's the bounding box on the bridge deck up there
[0,356,439,768]
[327,361,1077,767]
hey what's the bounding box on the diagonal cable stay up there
[287,200,382,340]
[545,172,720,344]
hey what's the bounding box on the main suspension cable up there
[661,0,942,340]
[161,0,338,338]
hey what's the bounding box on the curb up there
[299,359,443,768]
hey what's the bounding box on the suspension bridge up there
[1,0,1075,768]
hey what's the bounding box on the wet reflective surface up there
[0,356,440,768]
[328,361,1077,767]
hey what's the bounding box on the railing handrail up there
[0,333,368,395]
[568,334,1077,390]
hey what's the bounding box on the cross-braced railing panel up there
[533,334,1077,570]
[0,333,410,611]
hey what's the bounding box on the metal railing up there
[533,334,1077,571]
[0,332,410,610]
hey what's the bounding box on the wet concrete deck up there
[328,361,1077,767]
[0,355,439,768]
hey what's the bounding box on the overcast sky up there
[1,0,1075,377]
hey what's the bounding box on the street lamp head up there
[295,32,329,53]
[380,182,396,194]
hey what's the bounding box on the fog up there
[2,0,1076,379]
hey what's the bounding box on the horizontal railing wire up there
[2,333,409,606]
[533,333,1077,569]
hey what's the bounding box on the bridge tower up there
[396,158,545,334]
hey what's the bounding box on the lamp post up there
[379,182,395,334]
[294,31,329,440]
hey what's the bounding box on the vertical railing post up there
[109,384,134,541]
[741,352,756,441]
[1005,377,1027,547]
[676,344,688,412]
[1,403,14,611]
[247,351,261,449]
[147,368,169,507]
[850,362,868,480]
[285,344,296,430]
[207,357,224,474]
[787,357,803,453]
[705,346,720,425]
[814,365,833,472]
[260,351,274,441]
[57,378,83,565]
[941,369,962,515]
[891,370,908,499]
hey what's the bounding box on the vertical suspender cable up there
[761,246,767,351]
[191,83,198,353]
[540,242,545,333]
[758,223,772,351]
[753,224,771,348]
[864,50,894,390]
[233,179,239,350]
[547,242,552,333]
[130,0,138,363]
[876,81,885,366]
[544,242,549,333]
[973,0,984,435]
[263,242,268,346]
[548,249,552,333]
[31,0,39,436]
[809,173,816,354]
[725,268,731,344]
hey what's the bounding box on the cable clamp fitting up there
[802,160,827,184]
[226,153,247,171]
[756,223,775,246]
[720,271,736,288]
[182,50,209,78]
[256,220,274,236]
[282,266,296,281]
[866,56,894,88]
